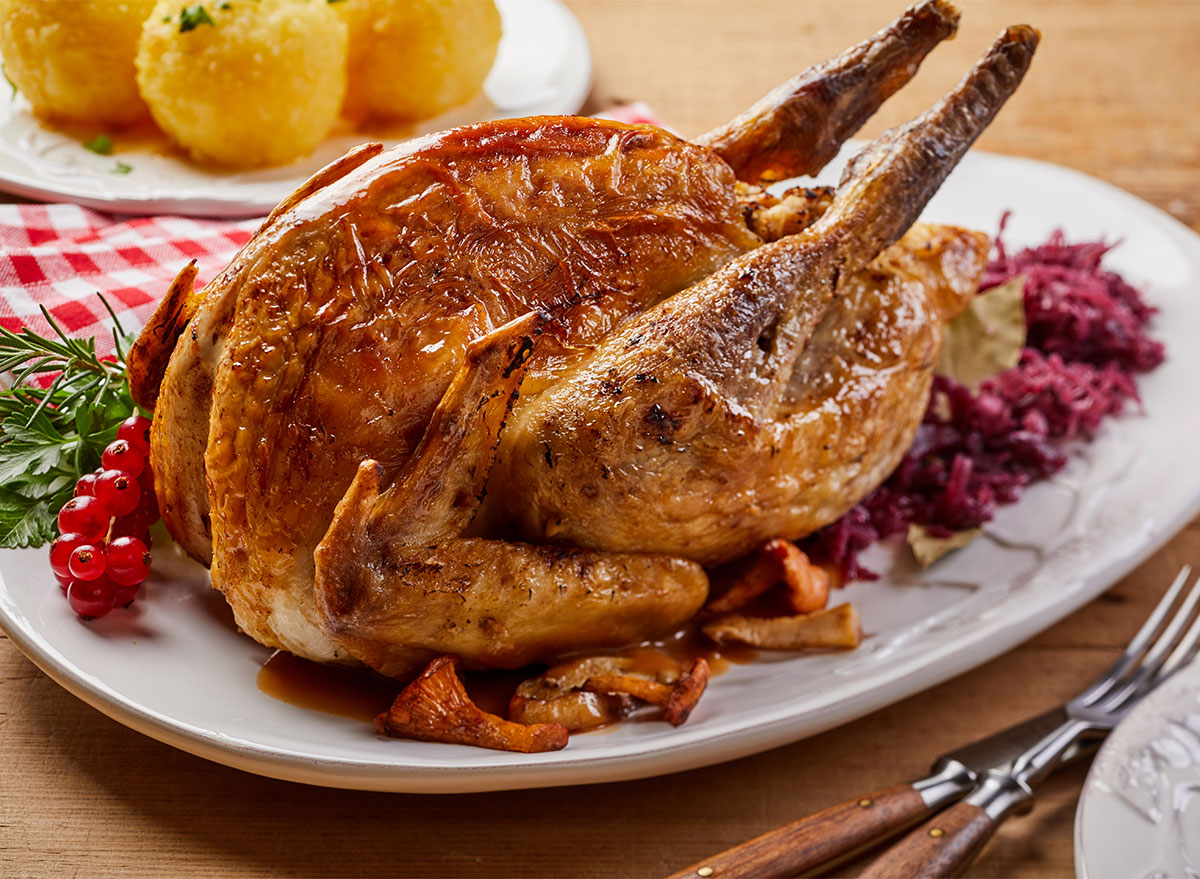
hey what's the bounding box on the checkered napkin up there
[0,104,663,360]
[0,204,260,362]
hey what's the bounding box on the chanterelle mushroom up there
[131,1,1038,677]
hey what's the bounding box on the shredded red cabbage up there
[800,217,1163,583]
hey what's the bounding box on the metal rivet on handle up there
[697,868,715,877]
[858,798,873,808]
[929,828,945,838]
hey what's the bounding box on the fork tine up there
[1096,570,1200,712]
[1155,585,1200,683]
[1078,565,1193,706]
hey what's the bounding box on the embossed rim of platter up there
[1075,661,1200,879]
[0,0,592,217]
[2,148,1200,793]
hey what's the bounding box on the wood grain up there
[667,784,929,879]
[860,802,996,879]
[3,2,1200,877]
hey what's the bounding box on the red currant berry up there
[113,484,159,537]
[74,472,99,498]
[68,544,107,581]
[101,439,145,478]
[94,469,141,517]
[49,531,88,580]
[67,576,117,619]
[112,513,152,544]
[136,478,158,515]
[117,415,151,455]
[57,496,110,542]
[107,536,151,586]
[56,574,73,595]
[138,462,156,494]
[113,581,141,607]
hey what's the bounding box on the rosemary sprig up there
[0,295,140,548]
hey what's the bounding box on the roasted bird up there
[129,1,1038,678]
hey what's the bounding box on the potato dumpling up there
[136,0,347,168]
[336,0,501,122]
[0,0,156,127]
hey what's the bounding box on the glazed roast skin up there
[487,223,988,566]
[485,25,1038,565]
[154,118,762,661]
[138,2,1038,674]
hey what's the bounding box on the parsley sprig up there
[0,296,140,548]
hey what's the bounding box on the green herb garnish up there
[179,4,216,31]
[0,296,140,548]
[112,161,133,175]
[83,134,112,156]
[3,69,16,101]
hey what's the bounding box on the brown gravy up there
[256,651,396,723]
[256,624,758,723]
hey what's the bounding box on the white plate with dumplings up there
[0,0,591,218]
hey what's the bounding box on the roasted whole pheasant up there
[129,1,1038,678]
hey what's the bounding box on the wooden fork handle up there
[857,800,995,878]
[666,784,929,879]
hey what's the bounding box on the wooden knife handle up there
[858,801,996,879]
[666,784,929,879]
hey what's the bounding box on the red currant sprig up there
[49,415,158,620]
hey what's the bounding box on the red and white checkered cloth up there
[0,103,662,360]
[0,205,260,360]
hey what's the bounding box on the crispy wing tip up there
[376,656,568,753]
[700,0,963,182]
[126,260,200,412]
[818,18,1041,279]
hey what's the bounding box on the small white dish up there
[1076,660,1200,879]
[0,0,592,217]
[2,149,1200,793]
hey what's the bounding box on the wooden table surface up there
[2,2,1198,877]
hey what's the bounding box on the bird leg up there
[491,26,1038,565]
[699,0,961,182]
[314,312,708,680]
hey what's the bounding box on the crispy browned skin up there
[141,7,1038,673]
[699,0,960,182]
[314,316,708,677]
[157,118,754,660]
[486,28,1036,565]
[149,143,389,568]
[126,260,201,412]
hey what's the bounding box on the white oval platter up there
[2,148,1200,793]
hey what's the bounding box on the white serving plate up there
[0,0,591,217]
[1076,659,1200,879]
[2,148,1200,793]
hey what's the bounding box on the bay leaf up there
[907,523,983,568]
[935,275,1026,390]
